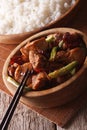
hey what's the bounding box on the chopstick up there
[0,69,31,130]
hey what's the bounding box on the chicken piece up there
[20,49,29,62]
[67,47,86,65]
[20,37,48,61]
[8,66,15,77]
[26,37,48,51]
[55,47,86,65]
[14,62,33,86]
[32,72,49,90]
[55,51,69,64]
[20,44,29,62]
[49,61,64,72]
[8,63,18,77]
[29,50,47,72]
[57,74,71,84]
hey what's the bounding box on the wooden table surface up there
[0,0,87,129]
[0,90,87,130]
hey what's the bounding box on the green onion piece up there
[58,40,64,48]
[46,35,55,43]
[7,76,32,91]
[49,46,58,61]
[48,61,78,79]
[70,68,76,75]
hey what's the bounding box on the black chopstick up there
[0,69,30,130]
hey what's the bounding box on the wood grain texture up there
[57,105,87,130]
[1,91,87,130]
[0,91,56,130]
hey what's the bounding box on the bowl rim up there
[0,0,80,36]
[2,27,87,97]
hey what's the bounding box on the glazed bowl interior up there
[3,28,87,98]
[0,0,81,44]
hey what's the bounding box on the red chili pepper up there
[10,55,24,65]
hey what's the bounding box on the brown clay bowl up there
[2,28,87,108]
[0,0,81,44]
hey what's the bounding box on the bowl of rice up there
[0,0,81,44]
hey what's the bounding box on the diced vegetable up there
[48,61,78,79]
[46,35,55,43]
[70,68,76,75]
[49,46,58,61]
[10,56,23,65]
[7,76,32,91]
[58,40,64,48]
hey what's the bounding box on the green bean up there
[58,40,64,48]
[48,61,78,79]
[46,35,55,43]
[70,68,76,75]
[49,46,58,60]
[7,76,32,92]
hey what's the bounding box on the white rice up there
[0,0,76,34]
